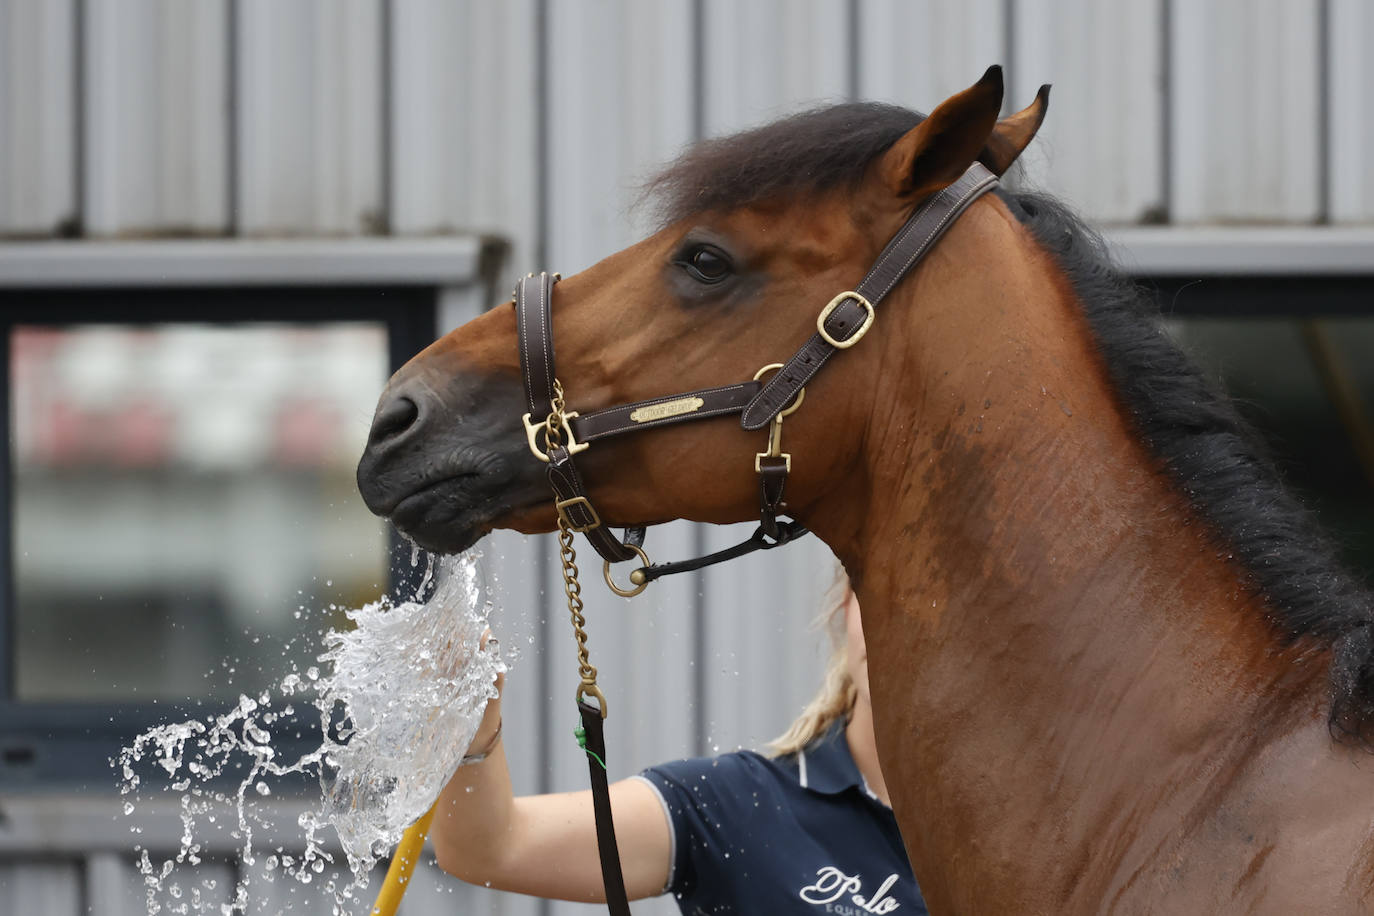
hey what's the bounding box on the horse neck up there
[808,200,1327,909]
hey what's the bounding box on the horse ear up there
[878,65,1004,200]
[979,84,1051,176]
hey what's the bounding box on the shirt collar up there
[796,720,865,796]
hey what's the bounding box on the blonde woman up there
[430,573,927,914]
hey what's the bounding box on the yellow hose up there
[371,804,437,916]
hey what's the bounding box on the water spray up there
[118,551,505,914]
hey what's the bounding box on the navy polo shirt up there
[636,722,927,915]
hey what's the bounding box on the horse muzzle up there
[355,363,545,553]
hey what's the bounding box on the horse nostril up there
[370,394,420,445]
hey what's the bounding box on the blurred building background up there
[0,1,1372,914]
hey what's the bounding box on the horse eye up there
[682,246,732,284]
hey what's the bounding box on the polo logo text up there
[799,866,901,914]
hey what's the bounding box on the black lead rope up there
[576,700,632,916]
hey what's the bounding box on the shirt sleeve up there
[637,753,763,901]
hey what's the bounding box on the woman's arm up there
[429,675,673,903]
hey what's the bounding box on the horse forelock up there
[643,102,927,225]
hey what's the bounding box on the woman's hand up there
[463,630,502,757]
[465,669,504,758]
[430,652,671,903]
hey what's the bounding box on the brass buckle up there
[754,451,791,474]
[603,544,651,598]
[816,291,875,349]
[522,411,589,463]
[555,495,601,533]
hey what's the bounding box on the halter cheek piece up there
[512,162,998,916]
[514,161,999,588]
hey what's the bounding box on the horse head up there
[355,66,1047,556]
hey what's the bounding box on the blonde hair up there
[767,566,857,756]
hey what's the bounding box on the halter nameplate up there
[629,396,704,423]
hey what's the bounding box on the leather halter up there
[515,162,999,588]
[512,163,997,914]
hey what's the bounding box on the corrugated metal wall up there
[6,0,1371,243]
[1,2,1370,914]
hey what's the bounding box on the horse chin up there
[396,521,488,556]
[386,478,505,555]
[370,447,542,554]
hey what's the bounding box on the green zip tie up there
[574,725,607,771]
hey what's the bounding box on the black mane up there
[651,102,1374,747]
[1013,190,1374,746]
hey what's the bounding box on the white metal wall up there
[83,0,229,234]
[0,0,76,235]
[7,0,1371,241]
[2,2,1372,914]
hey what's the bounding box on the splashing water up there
[115,551,507,914]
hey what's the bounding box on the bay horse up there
[356,67,1374,913]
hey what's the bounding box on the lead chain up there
[558,511,609,717]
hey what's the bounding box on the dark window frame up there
[1148,275,1374,318]
[0,284,439,786]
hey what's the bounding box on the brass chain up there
[542,379,567,454]
[558,509,609,716]
[546,375,608,715]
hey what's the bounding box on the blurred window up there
[11,323,390,703]
[0,281,445,787]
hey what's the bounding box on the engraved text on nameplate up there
[629,397,705,423]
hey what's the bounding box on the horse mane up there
[1009,190,1374,748]
[649,101,1374,749]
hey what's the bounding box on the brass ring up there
[603,544,651,598]
[752,363,806,418]
[577,682,609,718]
